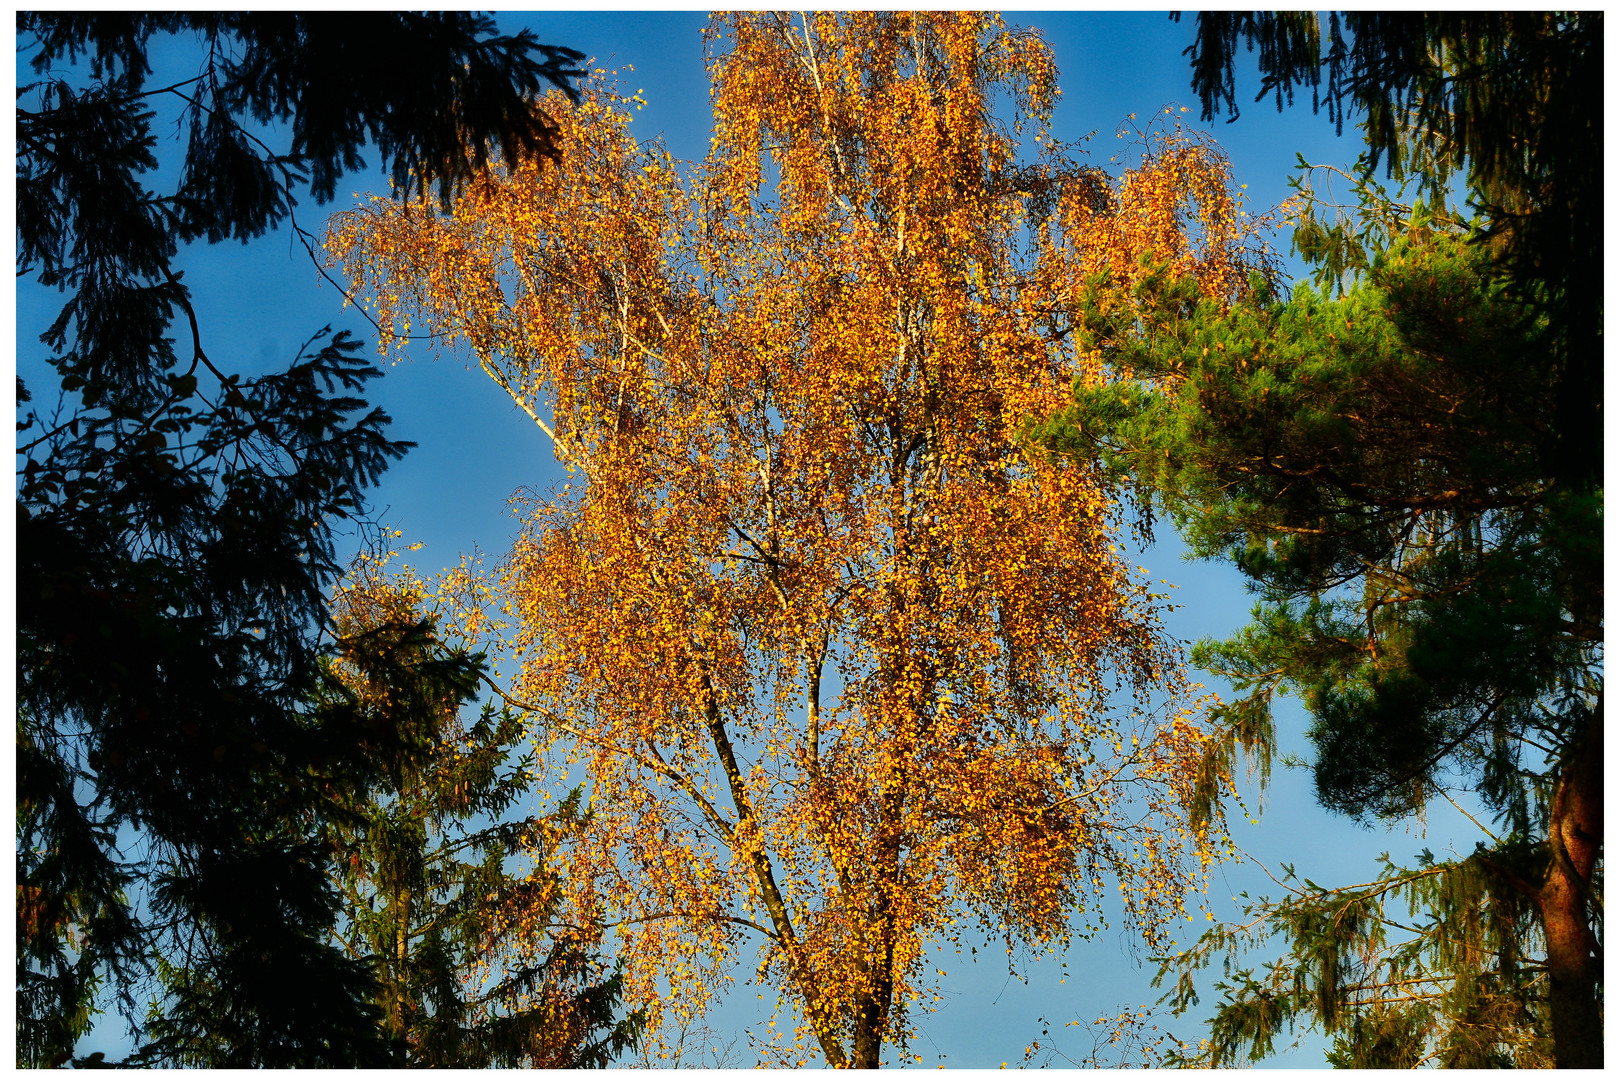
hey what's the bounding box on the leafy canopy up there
[330,10,1277,1067]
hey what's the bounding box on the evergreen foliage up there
[16,13,583,1065]
[1154,853,1554,1067]
[1029,15,1603,1066]
[1173,10,1601,493]
[18,330,408,1067]
[323,568,644,1066]
[1039,181,1601,1066]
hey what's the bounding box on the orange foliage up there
[328,12,1267,1067]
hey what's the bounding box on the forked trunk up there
[850,886,897,1068]
[851,992,886,1068]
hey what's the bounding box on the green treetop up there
[1174,11,1601,494]
[322,564,643,1067]
[1027,15,1602,1067]
[1038,182,1598,1066]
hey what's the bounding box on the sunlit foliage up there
[330,12,1272,1066]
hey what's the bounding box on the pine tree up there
[1173,11,1601,503]
[1031,16,1604,1065]
[18,330,407,1068]
[322,560,643,1067]
[1040,178,1600,1065]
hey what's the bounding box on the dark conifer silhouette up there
[15,13,620,1066]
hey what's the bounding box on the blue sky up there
[18,11,1498,1068]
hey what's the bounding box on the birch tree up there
[330,12,1269,1066]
